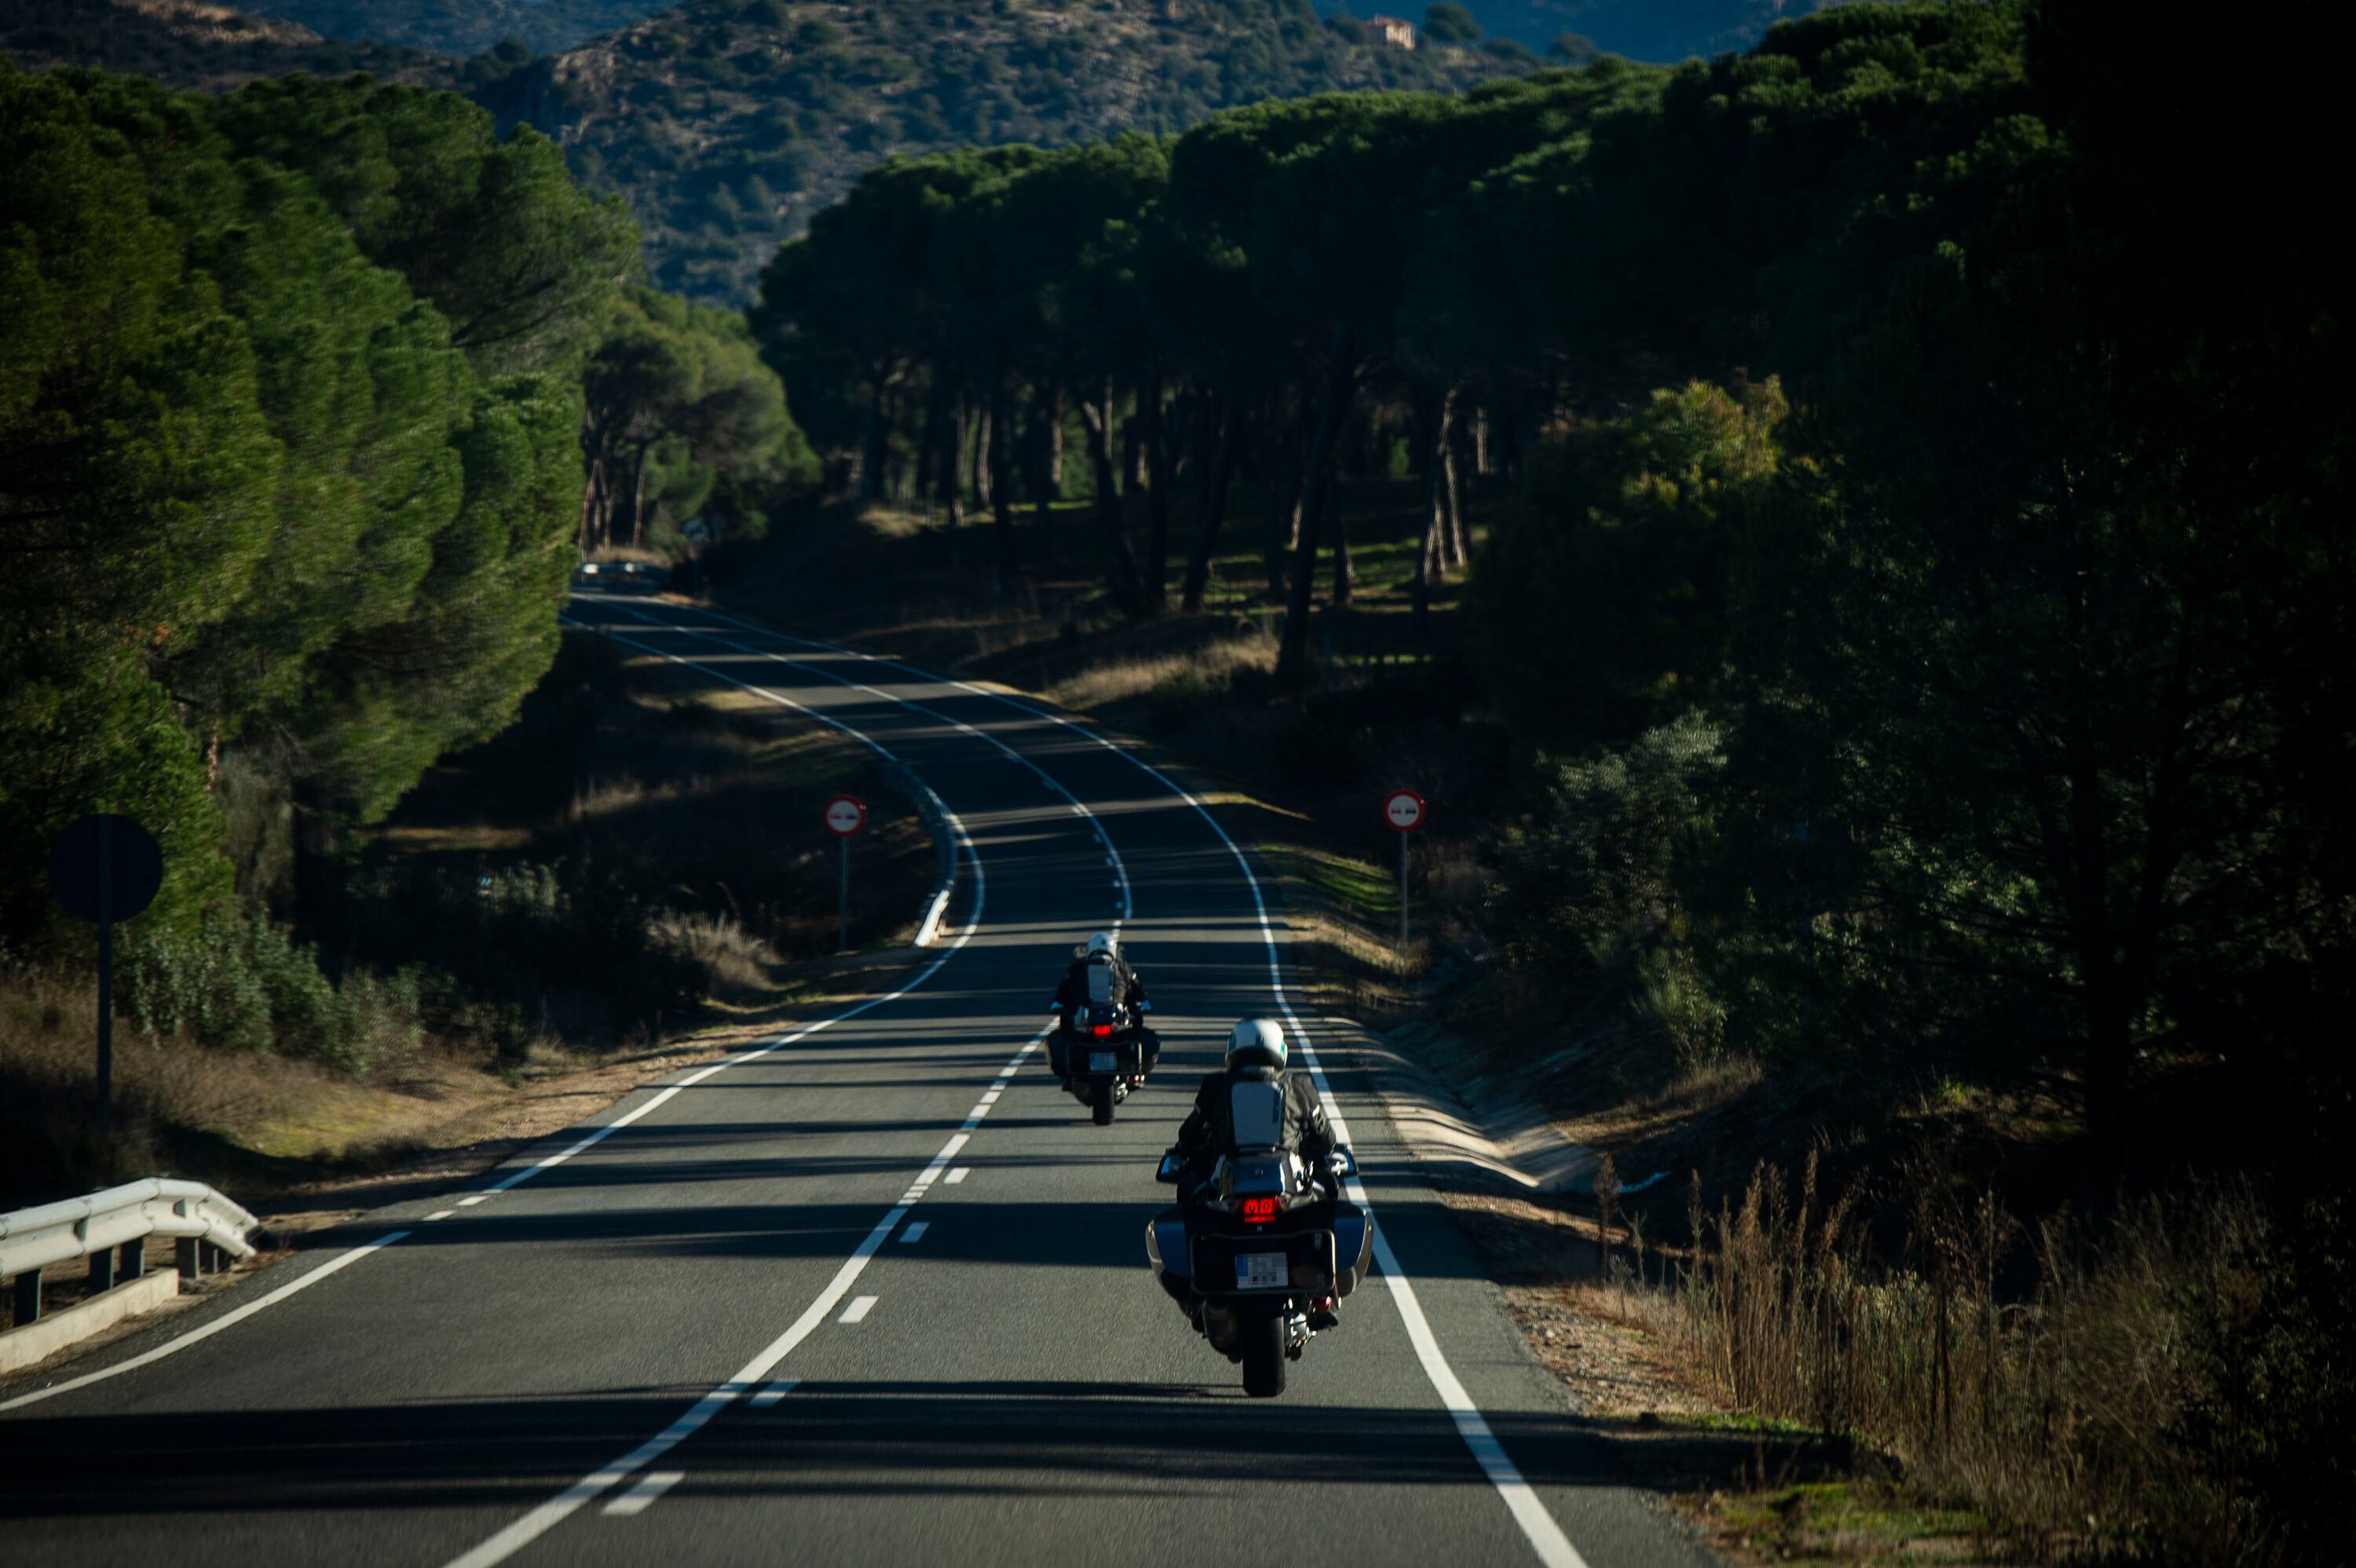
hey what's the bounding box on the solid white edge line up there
[748,1376,799,1409]
[0,1231,412,1413]
[644,599,1588,1568]
[2,618,994,1420]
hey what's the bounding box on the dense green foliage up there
[0,64,598,952]
[763,0,2354,1194]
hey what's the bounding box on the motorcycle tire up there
[1090,1075,1116,1125]
[1241,1307,1286,1398]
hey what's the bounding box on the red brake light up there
[1242,1196,1279,1224]
[1092,1023,1114,1036]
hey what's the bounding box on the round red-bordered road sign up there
[823,795,869,837]
[1382,788,1427,832]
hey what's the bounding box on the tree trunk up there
[859,362,893,503]
[1442,401,1468,569]
[1142,360,1169,611]
[627,440,651,551]
[1118,389,1143,497]
[915,371,944,506]
[1257,390,1297,603]
[1275,330,1357,685]
[1329,453,1354,609]
[989,375,1019,583]
[938,386,966,532]
[1410,385,1454,634]
[1031,378,1061,561]
[970,397,992,510]
[1079,377,1146,616]
[1181,400,1242,613]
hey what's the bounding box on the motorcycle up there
[1052,998,1154,1125]
[1144,1142,1372,1397]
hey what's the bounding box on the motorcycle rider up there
[1168,1018,1344,1329]
[1051,931,1155,1083]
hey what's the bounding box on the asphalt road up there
[0,594,1718,1568]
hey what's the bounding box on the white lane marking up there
[0,1231,411,1413]
[898,1222,929,1244]
[601,1471,685,1517]
[592,601,1132,938]
[944,1168,970,1186]
[440,1035,1039,1568]
[2,627,994,1417]
[657,601,1588,1568]
[425,1211,455,1223]
[748,1377,799,1409]
[979,1090,1001,1105]
[838,1296,877,1325]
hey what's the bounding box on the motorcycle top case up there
[1191,1227,1338,1296]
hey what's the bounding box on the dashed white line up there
[898,1222,929,1244]
[944,1168,970,1186]
[601,1471,684,1517]
[659,601,1591,1568]
[425,1211,455,1223]
[438,1036,1035,1568]
[838,1296,877,1325]
[748,1378,799,1409]
[455,1195,488,1207]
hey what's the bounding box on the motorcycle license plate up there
[1088,1051,1118,1073]
[1236,1252,1288,1291]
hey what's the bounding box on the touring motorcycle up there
[1052,996,1154,1125]
[1145,1134,1371,1396]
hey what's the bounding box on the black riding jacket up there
[1173,1066,1335,1176]
[1056,954,1147,1013]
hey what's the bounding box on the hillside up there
[512,0,1534,302]
[238,0,665,57]
[230,0,1827,66]
[0,0,448,89]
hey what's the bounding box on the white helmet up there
[1226,1018,1288,1072]
[1085,931,1118,958]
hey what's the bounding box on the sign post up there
[823,795,868,952]
[46,814,164,1152]
[1381,788,1426,947]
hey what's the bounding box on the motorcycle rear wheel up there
[1241,1307,1287,1398]
[1089,1075,1116,1124]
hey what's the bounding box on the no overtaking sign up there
[824,795,868,837]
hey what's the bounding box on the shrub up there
[1668,1160,2354,1565]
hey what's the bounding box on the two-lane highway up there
[0,594,1716,1568]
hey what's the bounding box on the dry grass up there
[1043,628,1276,713]
[1655,1153,2304,1565]
[648,910,777,1000]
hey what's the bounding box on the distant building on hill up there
[1368,14,1417,49]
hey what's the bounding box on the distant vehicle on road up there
[572,560,673,594]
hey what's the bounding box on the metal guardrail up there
[2,1179,262,1329]
[879,758,959,948]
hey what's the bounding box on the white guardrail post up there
[883,759,959,948]
[1,1179,262,1329]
